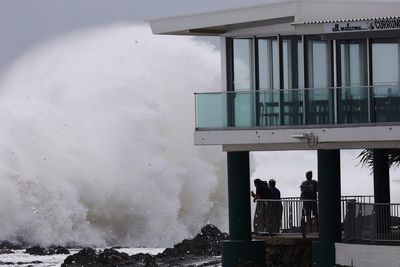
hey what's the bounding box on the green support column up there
[314,150,341,267]
[222,151,266,267]
[373,149,391,235]
[373,149,390,203]
[226,151,251,239]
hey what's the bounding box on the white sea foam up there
[0,24,227,247]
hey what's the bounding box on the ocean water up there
[0,248,165,267]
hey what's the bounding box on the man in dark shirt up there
[269,179,281,199]
[300,171,318,231]
[268,179,282,234]
[251,179,271,234]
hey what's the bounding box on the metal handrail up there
[253,196,400,243]
[253,196,375,239]
[343,201,400,243]
[254,198,318,237]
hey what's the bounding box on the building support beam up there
[373,149,390,203]
[222,151,266,267]
[373,149,391,235]
[314,149,341,267]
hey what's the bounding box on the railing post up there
[344,200,356,242]
[370,205,376,243]
[289,202,293,228]
[355,204,362,241]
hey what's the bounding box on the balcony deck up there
[194,86,400,150]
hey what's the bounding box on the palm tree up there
[358,149,400,169]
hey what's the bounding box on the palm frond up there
[357,149,400,170]
[357,149,374,170]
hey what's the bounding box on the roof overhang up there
[148,0,400,37]
[148,1,297,36]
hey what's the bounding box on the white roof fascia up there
[148,1,297,35]
[296,0,400,23]
[149,0,400,36]
[194,124,400,151]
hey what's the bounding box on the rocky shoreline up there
[0,224,228,267]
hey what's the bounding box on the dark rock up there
[97,248,131,265]
[160,224,228,258]
[62,247,98,266]
[18,260,43,265]
[61,224,227,267]
[130,253,157,266]
[50,245,70,255]
[62,248,141,267]
[0,260,44,266]
[195,224,229,242]
[25,245,70,255]
[0,249,14,254]
[0,240,22,250]
[0,261,14,265]
[25,245,46,255]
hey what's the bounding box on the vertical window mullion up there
[333,39,338,124]
[304,36,310,125]
[226,38,235,127]
[278,35,284,125]
[254,37,260,126]
[368,38,374,122]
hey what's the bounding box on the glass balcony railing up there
[195,85,400,129]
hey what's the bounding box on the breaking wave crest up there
[0,24,227,247]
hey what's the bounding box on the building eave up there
[148,0,400,36]
[148,1,297,36]
[292,15,400,25]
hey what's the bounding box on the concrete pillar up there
[373,149,390,203]
[373,149,391,235]
[314,149,341,267]
[222,151,266,267]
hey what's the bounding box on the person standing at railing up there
[269,179,283,234]
[251,178,272,234]
[300,171,318,232]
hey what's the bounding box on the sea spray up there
[0,24,227,247]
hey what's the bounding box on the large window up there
[307,40,332,88]
[282,37,304,125]
[232,38,254,126]
[233,38,253,91]
[257,38,279,126]
[372,39,400,122]
[337,40,368,123]
[306,39,333,124]
[258,38,279,90]
[282,38,304,89]
[372,40,400,85]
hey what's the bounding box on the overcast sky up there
[0,0,270,74]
